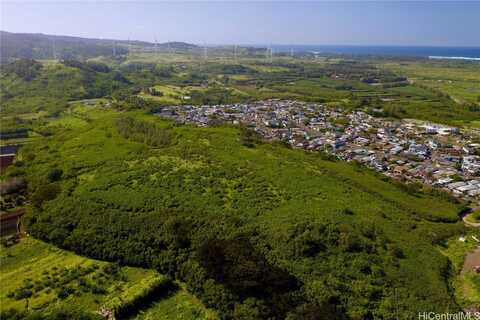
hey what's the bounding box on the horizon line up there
[2,30,480,49]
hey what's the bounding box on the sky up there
[1,1,479,47]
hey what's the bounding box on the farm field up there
[383,60,480,105]
[0,237,166,317]
[140,84,250,106]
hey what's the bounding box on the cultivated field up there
[0,237,165,316]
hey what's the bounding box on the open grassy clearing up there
[139,85,188,104]
[46,115,89,129]
[132,284,218,320]
[140,84,250,106]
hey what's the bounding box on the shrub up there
[47,169,63,182]
[31,183,61,208]
[14,288,33,300]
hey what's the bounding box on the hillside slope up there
[18,107,466,319]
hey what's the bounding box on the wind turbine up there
[52,39,57,60]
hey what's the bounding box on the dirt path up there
[463,214,480,227]
[462,207,480,227]
[461,246,480,275]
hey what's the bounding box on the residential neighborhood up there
[156,99,480,204]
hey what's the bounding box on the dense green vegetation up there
[1,49,479,319]
[10,104,467,319]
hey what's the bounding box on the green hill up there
[0,31,198,62]
[17,107,466,319]
[0,59,129,118]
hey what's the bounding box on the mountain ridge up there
[0,31,198,62]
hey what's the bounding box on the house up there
[436,177,453,185]
[462,156,480,175]
[446,181,466,190]
[457,184,478,193]
[0,154,15,170]
[0,209,25,237]
[0,144,22,170]
[408,144,430,159]
[0,144,22,155]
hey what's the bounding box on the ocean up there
[266,45,480,60]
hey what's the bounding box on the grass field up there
[139,85,187,104]
[46,115,89,129]
[140,84,250,106]
[383,60,480,105]
[133,284,217,320]
[0,237,165,316]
